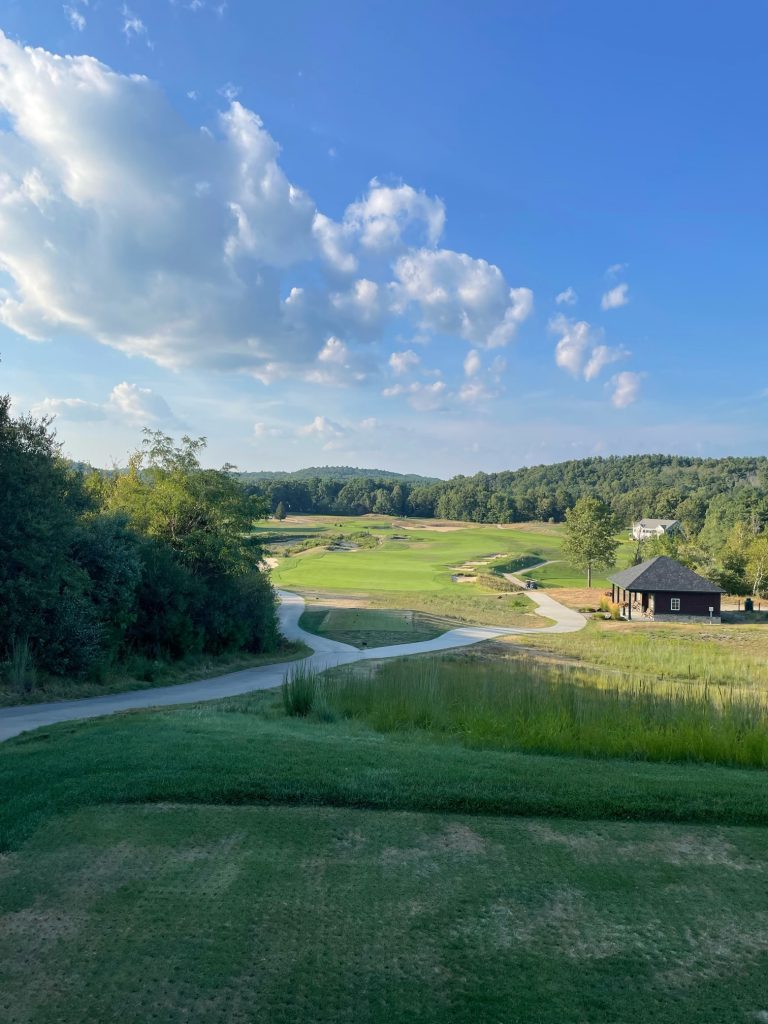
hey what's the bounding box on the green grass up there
[8,693,768,855]
[4,801,768,1024]
[516,620,768,693]
[0,644,308,707]
[299,606,452,648]
[269,517,565,594]
[318,655,768,768]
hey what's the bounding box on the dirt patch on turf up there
[541,587,605,610]
[1,905,83,943]
[525,822,760,871]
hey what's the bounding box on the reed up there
[320,656,768,768]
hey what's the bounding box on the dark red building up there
[609,556,724,623]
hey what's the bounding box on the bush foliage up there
[0,400,279,688]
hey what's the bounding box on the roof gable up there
[609,556,724,593]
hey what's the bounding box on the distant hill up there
[237,466,441,484]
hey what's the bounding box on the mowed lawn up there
[4,802,768,1024]
[269,518,565,593]
[299,606,452,648]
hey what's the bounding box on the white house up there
[631,518,681,541]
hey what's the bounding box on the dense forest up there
[1,398,280,693]
[238,466,437,484]
[244,455,768,534]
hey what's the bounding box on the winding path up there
[0,587,584,743]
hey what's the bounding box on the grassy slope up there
[4,801,768,1024]
[6,694,768,853]
[299,607,452,648]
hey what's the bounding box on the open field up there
[500,618,768,692]
[263,516,632,627]
[4,801,768,1024]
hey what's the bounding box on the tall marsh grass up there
[317,657,768,768]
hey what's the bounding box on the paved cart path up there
[0,587,585,742]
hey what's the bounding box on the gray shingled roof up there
[635,518,679,529]
[609,556,724,593]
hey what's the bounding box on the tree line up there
[245,454,768,532]
[1,398,280,693]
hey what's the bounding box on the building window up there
[670,598,681,612]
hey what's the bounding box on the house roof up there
[634,518,679,529]
[609,556,724,593]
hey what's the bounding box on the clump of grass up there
[7,637,37,694]
[320,657,768,768]
[282,664,321,716]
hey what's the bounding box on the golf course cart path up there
[0,587,585,742]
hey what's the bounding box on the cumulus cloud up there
[297,415,346,438]
[32,382,177,425]
[394,250,533,349]
[342,179,445,251]
[463,349,481,377]
[550,315,596,376]
[0,33,533,389]
[610,371,643,408]
[389,349,420,375]
[601,282,630,310]
[583,344,628,381]
[382,379,447,412]
[253,421,284,439]
[551,315,637,394]
[555,286,577,306]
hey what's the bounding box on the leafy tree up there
[747,534,768,597]
[0,394,93,671]
[563,498,618,587]
[274,501,287,521]
[103,430,268,578]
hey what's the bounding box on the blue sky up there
[0,0,766,476]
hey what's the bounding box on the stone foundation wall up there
[653,614,721,624]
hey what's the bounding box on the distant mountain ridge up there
[237,466,441,484]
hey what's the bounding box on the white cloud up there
[32,382,177,425]
[463,349,481,377]
[359,417,379,430]
[343,179,445,251]
[389,349,420,375]
[0,33,534,388]
[297,415,346,438]
[122,5,147,40]
[107,381,177,424]
[550,315,596,376]
[555,286,577,306]
[253,421,284,439]
[458,381,496,403]
[583,344,628,381]
[394,249,533,349]
[610,371,643,408]
[606,262,628,278]
[601,282,630,310]
[33,396,105,421]
[64,6,87,31]
[382,379,447,412]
